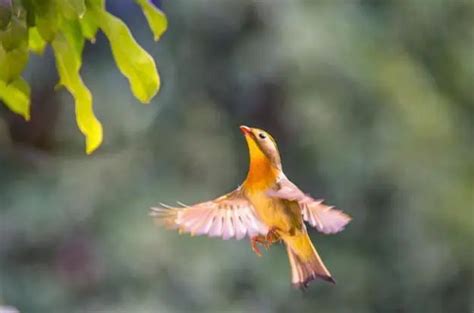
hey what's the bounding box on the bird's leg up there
[265,227,281,247]
[250,235,267,257]
[251,228,282,256]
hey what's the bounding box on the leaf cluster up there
[0,0,167,153]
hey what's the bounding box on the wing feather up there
[151,189,268,240]
[267,176,351,234]
[233,211,247,240]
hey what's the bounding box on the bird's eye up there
[258,133,266,139]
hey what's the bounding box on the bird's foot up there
[250,229,281,256]
[250,235,267,257]
[265,227,281,246]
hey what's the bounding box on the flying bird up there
[151,126,351,288]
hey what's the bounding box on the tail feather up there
[285,232,335,289]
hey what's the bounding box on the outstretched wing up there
[267,176,351,234]
[150,189,268,240]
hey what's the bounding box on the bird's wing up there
[267,176,351,234]
[150,189,268,240]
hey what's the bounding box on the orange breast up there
[243,134,279,191]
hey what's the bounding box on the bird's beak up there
[240,125,252,136]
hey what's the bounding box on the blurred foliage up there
[0,0,167,154]
[0,1,473,313]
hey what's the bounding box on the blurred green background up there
[1,1,473,312]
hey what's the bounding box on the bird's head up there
[240,125,282,170]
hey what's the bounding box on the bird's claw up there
[265,227,280,243]
[250,228,281,256]
[251,236,264,256]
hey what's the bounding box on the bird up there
[150,125,351,288]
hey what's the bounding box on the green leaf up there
[0,15,27,51]
[28,26,46,54]
[135,0,167,41]
[52,33,103,154]
[0,76,31,120]
[32,0,59,41]
[85,0,104,10]
[79,9,98,42]
[0,44,28,82]
[62,18,84,61]
[92,8,160,103]
[0,0,12,30]
[21,0,36,27]
[58,0,86,19]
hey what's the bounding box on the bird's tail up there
[284,231,335,288]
